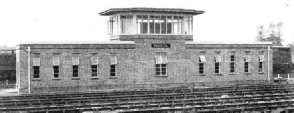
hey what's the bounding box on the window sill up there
[156,75,168,77]
[91,77,99,80]
[109,76,117,79]
[32,78,41,81]
[199,74,205,76]
[245,73,251,75]
[52,78,61,80]
[214,74,223,76]
[72,78,80,80]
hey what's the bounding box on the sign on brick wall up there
[151,43,170,48]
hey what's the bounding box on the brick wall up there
[16,40,272,93]
[185,45,272,84]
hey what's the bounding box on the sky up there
[0,0,293,47]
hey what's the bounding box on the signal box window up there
[121,15,133,34]
[135,15,191,35]
[137,15,148,34]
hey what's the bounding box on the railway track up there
[1,84,294,113]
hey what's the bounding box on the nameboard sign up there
[151,43,171,48]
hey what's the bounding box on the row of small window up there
[200,55,266,74]
[108,15,193,35]
[155,54,267,76]
[31,53,266,78]
[33,65,116,79]
[32,54,117,79]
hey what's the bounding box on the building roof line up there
[100,7,205,16]
[185,41,273,45]
[272,46,291,48]
[19,41,135,45]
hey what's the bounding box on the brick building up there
[16,8,273,93]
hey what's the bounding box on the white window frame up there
[199,55,206,74]
[244,55,251,73]
[32,54,40,79]
[155,52,168,76]
[215,55,221,74]
[230,55,235,73]
[110,54,117,77]
[258,55,265,73]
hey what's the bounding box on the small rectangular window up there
[156,64,167,75]
[244,55,250,73]
[258,62,263,72]
[215,62,220,74]
[110,54,117,77]
[110,65,116,77]
[155,64,161,75]
[199,55,206,74]
[230,55,235,62]
[199,63,204,74]
[230,55,235,73]
[33,53,40,78]
[214,55,221,74]
[258,55,265,73]
[72,65,79,77]
[230,62,235,73]
[245,62,249,73]
[91,65,98,77]
[53,66,59,78]
[155,52,168,76]
[33,66,40,78]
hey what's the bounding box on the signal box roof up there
[100,7,205,16]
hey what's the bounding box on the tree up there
[256,22,284,46]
